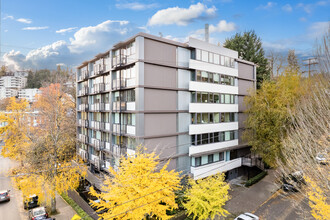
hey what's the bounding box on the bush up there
[245,171,268,187]
[60,193,93,220]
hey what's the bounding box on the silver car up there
[0,190,10,202]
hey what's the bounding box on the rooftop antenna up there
[205,24,209,43]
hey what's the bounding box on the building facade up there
[18,88,41,103]
[76,33,256,180]
[0,76,27,89]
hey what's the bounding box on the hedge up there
[60,193,94,220]
[245,171,268,187]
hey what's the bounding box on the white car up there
[316,153,328,164]
[235,212,259,220]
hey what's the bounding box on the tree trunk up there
[51,195,56,214]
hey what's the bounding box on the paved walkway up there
[223,169,280,218]
[52,193,77,220]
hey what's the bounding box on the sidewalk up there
[53,193,77,220]
[223,169,280,217]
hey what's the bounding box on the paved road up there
[254,190,313,220]
[0,147,24,220]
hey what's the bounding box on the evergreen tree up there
[224,30,270,89]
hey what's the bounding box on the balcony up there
[100,122,110,131]
[112,144,127,157]
[90,121,100,130]
[90,103,105,112]
[78,87,89,96]
[78,119,89,127]
[78,104,89,112]
[112,101,126,111]
[112,55,127,68]
[78,71,89,81]
[112,79,125,90]
[112,123,127,134]
[78,134,88,144]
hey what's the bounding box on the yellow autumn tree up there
[14,84,86,213]
[89,151,181,220]
[0,97,31,165]
[183,173,230,220]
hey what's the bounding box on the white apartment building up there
[0,87,18,99]
[0,76,27,89]
[18,88,41,103]
[76,33,257,180]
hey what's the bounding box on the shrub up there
[245,171,268,187]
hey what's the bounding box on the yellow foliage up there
[0,97,31,163]
[305,177,330,220]
[183,173,230,220]
[89,151,181,220]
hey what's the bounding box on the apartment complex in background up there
[76,33,256,180]
[18,88,41,103]
[0,75,27,89]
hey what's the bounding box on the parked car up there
[0,190,10,202]
[24,194,39,209]
[28,207,49,220]
[89,199,109,214]
[316,153,328,165]
[235,212,259,220]
[281,171,306,192]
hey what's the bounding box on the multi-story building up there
[18,88,41,103]
[0,87,18,99]
[76,33,256,180]
[0,76,27,89]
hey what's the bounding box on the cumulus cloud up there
[194,20,236,35]
[3,20,140,70]
[116,2,158,10]
[16,18,32,24]
[22,26,49,30]
[148,3,216,26]
[282,4,292,12]
[256,2,276,10]
[56,27,78,34]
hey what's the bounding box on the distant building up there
[0,76,27,89]
[18,88,41,103]
[0,87,18,99]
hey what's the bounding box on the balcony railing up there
[112,79,125,90]
[112,101,126,111]
[112,55,127,68]
[78,134,88,144]
[91,103,105,112]
[78,104,89,112]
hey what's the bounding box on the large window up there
[194,49,237,69]
[191,92,238,104]
[191,130,238,146]
[193,70,236,86]
[191,112,237,124]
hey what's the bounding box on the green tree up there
[243,70,308,167]
[183,173,230,220]
[224,30,270,89]
[26,69,52,88]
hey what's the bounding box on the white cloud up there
[194,20,237,35]
[148,3,216,26]
[3,15,14,20]
[308,21,330,39]
[282,4,292,12]
[69,20,138,53]
[116,2,158,10]
[22,26,49,30]
[16,18,32,24]
[300,17,307,22]
[256,2,276,10]
[56,27,78,34]
[3,20,140,70]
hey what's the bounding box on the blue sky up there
[1,0,329,70]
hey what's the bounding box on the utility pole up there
[303,57,318,78]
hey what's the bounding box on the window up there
[219,152,224,161]
[197,113,201,123]
[202,93,208,103]
[209,52,214,63]
[214,132,219,142]
[191,92,196,103]
[197,134,201,145]
[195,157,201,167]
[214,54,220,64]
[201,71,208,82]
[197,92,202,103]
[225,94,231,104]
[210,113,214,123]
[231,58,235,68]
[220,56,225,65]
[208,154,214,163]
[196,70,201,81]
[191,114,195,124]
[202,50,208,62]
[209,72,213,83]
[191,71,196,81]
[225,131,231,141]
[214,113,220,123]
[213,73,219,84]
[196,49,201,60]
[210,133,214,143]
[202,133,208,145]
[225,56,230,67]
[191,135,196,145]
